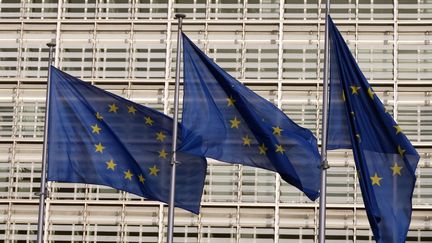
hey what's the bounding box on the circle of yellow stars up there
[90,103,165,186]
[345,83,409,187]
[225,93,289,157]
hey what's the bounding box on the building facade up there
[0,0,431,242]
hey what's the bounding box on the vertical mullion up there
[127,22,134,99]
[393,0,399,121]
[236,164,242,243]
[163,0,173,115]
[53,0,62,68]
[274,1,284,242]
[82,203,88,242]
[157,204,164,243]
[91,22,97,83]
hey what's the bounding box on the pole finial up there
[175,13,186,19]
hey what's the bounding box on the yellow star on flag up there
[227,97,236,107]
[398,145,406,157]
[149,165,159,176]
[138,174,145,183]
[350,86,361,95]
[394,125,402,134]
[108,103,119,113]
[275,144,285,153]
[127,105,137,114]
[272,126,283,136]
[145,116,154,126]
[356,134,361,142]
[242,135,251,146]
[95,112,103,121]
[370,173,382,186]
[156,131,166,142]
[230,117,240,129]
[158,149,168,159]
[91,124,101,134]
[124,170,133,181]
[94,143,105,153]
[367,87,375,99]
[390,163,402,176]
[106,159,117,171]
[259,144,268,155]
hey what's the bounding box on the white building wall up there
[0,0,431,242]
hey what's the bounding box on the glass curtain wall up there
[0,0,431,242]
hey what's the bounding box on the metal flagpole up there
[36,42,56,243]
[318,0,331,243]
[167,13,186,243]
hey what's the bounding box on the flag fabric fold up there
[327,16,419,242]
[179,34,321,200]
[47,66,206,214]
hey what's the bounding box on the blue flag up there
[179,34,321,200]
[46,66,206,214]
[327,16,419,242]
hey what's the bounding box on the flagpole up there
[36,42,56,243]
[167,13,185,243]
[318,1,331,243]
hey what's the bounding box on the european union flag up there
[327,16,419,242]
[179,34,321,200]
[46,66,206,214]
